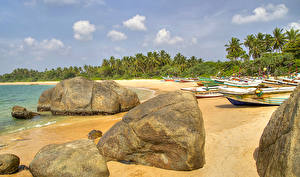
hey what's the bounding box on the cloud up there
[24,37,36,46]
[40,39,65,50]
[123,14,147,31]
[23,37,68,52]
[232,4,288,24]
[191,37,198,45]
[154,28,183,45]
[114,46,125,52]
[24,0,37,6]
[42,0,105,6]
[107,30,127,41]
[44,0,79,5]
[287,22,300,30]
[73,20,96,41]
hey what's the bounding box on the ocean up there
[0,85,154,135]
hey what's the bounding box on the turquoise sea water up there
[0,85,153,136]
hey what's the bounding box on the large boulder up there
[11,106,40,119]
[97,91,205,171]
[37,77,140,115]
[29,139,109,177]
[37,87,54,112]
[256,86,300,177]
[0,154,20,174]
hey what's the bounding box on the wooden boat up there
[195,93,223,98]
[226,96,287,106]
[180,79,195,83]
[218,86,295,96]
[181,86,223,92]
[162,77,175,81]
[213,78,262,88]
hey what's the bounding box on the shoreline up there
[0,79,277,177]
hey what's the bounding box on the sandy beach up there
[0,79,277,177]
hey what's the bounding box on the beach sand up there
[0,79,277,177]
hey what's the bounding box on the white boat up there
[195,93,223,98]
[181,86,224,92]
[218,86,296,95]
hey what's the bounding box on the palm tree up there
[272,27,286,52]
[244,34,255,58]
[264,34,274,53]
[285,28,300,43]
[225,37,245,61]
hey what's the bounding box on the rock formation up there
[29,139,109,177]
[97,91,206,171]
[37,87,54,112]
[88,130,103,140]
[0,154,20,174]
[256,86,300,177]
[11,106,40,119]
[37,77,140,115]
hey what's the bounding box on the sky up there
[0,0,299,74]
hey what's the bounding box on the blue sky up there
[0,0,299,74]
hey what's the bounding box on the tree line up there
[0,27,299,82]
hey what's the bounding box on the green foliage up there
[1,27,299,82]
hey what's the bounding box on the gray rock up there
[88,130,103,140]
[37,87,54,112]
[0,154,20,174]
[11,106,40,119]
[37,77,140,115]
[97,91,205,171]
[29,139,109,177]
[256,86,300,177]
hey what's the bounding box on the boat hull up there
[226,97,280,106]
[196,94,223,98]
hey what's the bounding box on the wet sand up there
[0,79,277,177]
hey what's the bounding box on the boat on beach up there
[218,86,295,95]
[220,86,293,106]
[226,96,286,106]
[195,93,223,98]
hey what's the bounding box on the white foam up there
[34,121,56,128]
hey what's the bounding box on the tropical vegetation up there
[0,27,299,82]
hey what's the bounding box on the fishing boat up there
[213,78,262,88]
[218,86,295,96]
[195,93,223,98]
[162,77,175,81]
[226,96,286,106]
[181,86,224,92]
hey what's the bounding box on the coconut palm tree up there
[285,28,300,43]
[225,37,245,61]
[272,27,286,52]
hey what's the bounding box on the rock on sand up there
[256,86,300,177]
[29,139,109,177]
[0,154,20,174]
[97,91,205,171]
[37,77,140,115]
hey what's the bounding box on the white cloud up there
[44,0,79,5]
[23,37,69,52]
[24,0,37,6]
[232,4,288,24]
[191,37,198,45]
[73,20,96,41]
[123,14,147,31]
[42,0,104,6]
[24,37,36,46]
[154,28,183,45]
[114,46,125,52]
[287,22,300,30]
[40,39,65,50]
[107,30,127,41]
